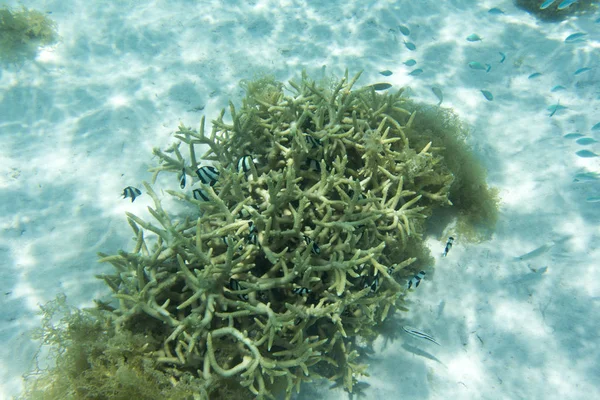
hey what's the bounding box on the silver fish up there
[122,186,142,202]
[404,41,416,51]
[466,33,482,42]
[514,243,552,261]
[558,0,579,10]
[403,326,440,346]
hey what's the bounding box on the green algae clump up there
[0,5,58,63]
[20,71,498,400]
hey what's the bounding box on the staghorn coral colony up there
[20,71,498,400]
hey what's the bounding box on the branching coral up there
[21,71,498,400]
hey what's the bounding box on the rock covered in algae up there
[20,71,498,400]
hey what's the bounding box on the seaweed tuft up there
[0,5,58,63]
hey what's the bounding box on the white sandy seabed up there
[1,0,599,399]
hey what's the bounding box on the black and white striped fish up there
[292,287,311,295]
[360,274,380,293]
[179,168,186,189]
[246,221,259,246]
[303,235,321,255]
[192,188,210,201]
[122,186,142,202]
[221,236,243,251]
[196,166,219,186]
[237,155,256,173]
[407,270,425,289]
[402,325,440,346]
[442,236,455,257]
[229,278,249,301]
[305,134,322,148]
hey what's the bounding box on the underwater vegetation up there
[19,71,498,400]
[514,0,599,21]
[0,5,58,63]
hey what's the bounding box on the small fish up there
[247,221,260,245]
[575,137,598,145]
[407,270,426,289]
[431,86,443,106]
[550,85,566,92]
[481,90,494,101]
[192,188,210,201]
[563,133,584,139]
[402,326,440,346]
[292,287,311,295]
[398,24,410,36]
[408,68,423,76]
[586,196,600,203]
[573,172,600,182]
[179,168,186,189]
[122,186,142,202]
[404,41,416,51]
[558,0,579,10]
[564,33,586,43]
[547,103,567,116]
[466,33,482,42]
[442,236,454,257]
[361,274,380,293]
[403,59,417,66]
[488,7,505,14]
[222,236,244,251]
[221,236,233,246]
[468,61,487,70]
[229,278,249,301]
[369,83,392,91]
[592,122,600,131]
[540,0,558,9]
[574,67,591,75]
[575,150,598,158]
[196,166,219,186]
[528,72,542,79]
[379,70,393,76]
[514,243,552,261]
[304,133,323,147]
[237,155,255,173]
[303,235,321,255]
[499,52,506,63]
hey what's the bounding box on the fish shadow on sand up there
[402,343,445,366]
